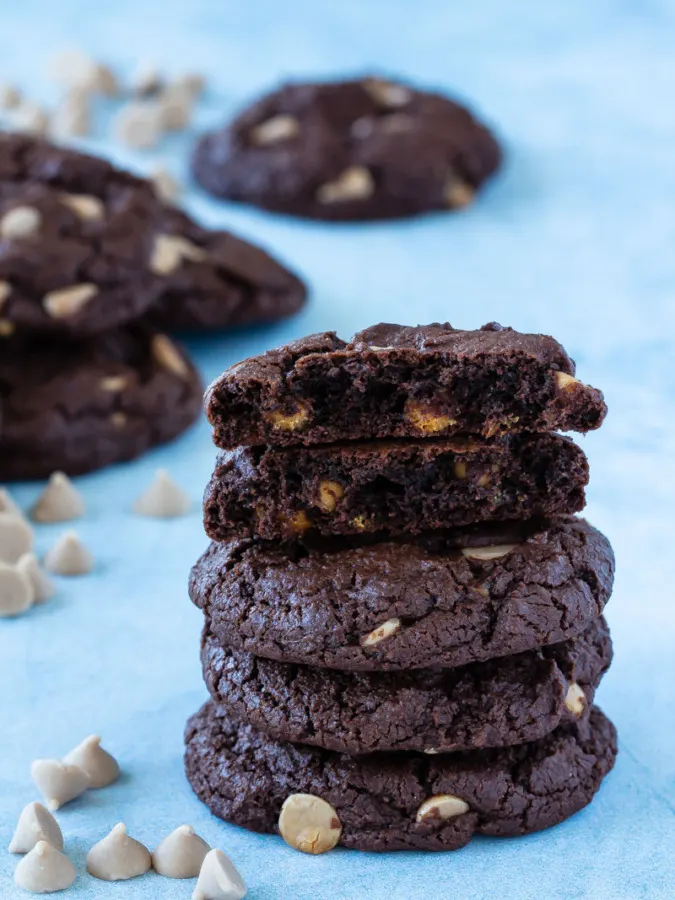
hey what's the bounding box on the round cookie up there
[0,328,202,479]
[191,76,502,221]
[190,517,615,672]
[0,133,307,338]
[201,617,612,755]
[185,702,617,852]
[144,204,307,332]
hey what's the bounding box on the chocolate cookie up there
[205,324,607,449]
[0,132,158,337]
[190,517,614,672]
[185,702,617,852]
[201,617,611,755]
[142,203,307,333]
[191,76,501,220]
[204,433,588,541]
[0,133,307,337]
[0,328,202,479]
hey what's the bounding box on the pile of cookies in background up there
[185,322,618,852]
[0,128,306,482]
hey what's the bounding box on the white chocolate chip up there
[0,83,21,110]
[0,205,42,239]
[131,62,163,96]
[379,112,414,133]
[113,101,162,150]
[110,411,128,428]
[158,84,193,131]
[278,793,342,855]
[16,553,55,604]
[151,167,181,203]
[422,748,440,755]
[31,759,89,810]
[151,333,191,378]
[251,114,299,145]
[360,617,401,648]
[100,374,128,392]
[63,735,120,788]
[51,94,91,138]
[0,486,23,518]
[556,371,580,390]
[317,166,374,203]
[9,801,64,854]
[415,794,470,823]
[86,823,151,881]
[44,530,94,576]
[444,177,475,209]
[31,472,85,523]
[14,841,76,893]
[0,562,33,617]
[11,102,49,136]
[461,544,518,561]
[363,78,412,108]
[350,117,375,139]
[564,682,586,717]
[152,825,210,879]
[174,73,206,100]
[133,469,190,518]
[150,233,207,275]
[58,192,104,220]
[43,283,99,319]
[0,512,34,563]
[0,279,11,309]
[0,319,16,336]
[193,848,247,900]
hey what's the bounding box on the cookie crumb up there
[193,848,247,900]
[131,62,163,97]
[157,84,193,131]
[51,93,91,138]
[31,759,89,810]
[14,840,76,893]
[152,825,210,879]
[0,513,34,563]
[133,469,190,518]
[9,801,64,854]
[44,530,94,576]
[48,49,118,96]
[86,823,151,881]
[31,472,86,523]
[0,562,33,617]
[63,735,119,788]
[16,553,56,604]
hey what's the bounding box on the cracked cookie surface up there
[184,702,617,852]
[0,327,202,479]
[204,433,589,541]
[192,76,501,220]
[201,616,611,754]
[190,517,614,672]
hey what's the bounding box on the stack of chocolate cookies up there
[0,132,305,480]
[186,322,617,853]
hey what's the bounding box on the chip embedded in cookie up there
[189,517,615,672]
[191,76,502,220]
[0,328,202,479]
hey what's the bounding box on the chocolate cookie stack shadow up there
[186,322,617,853]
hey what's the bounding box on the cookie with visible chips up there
[191,76,501,220]
[0,327,202,479]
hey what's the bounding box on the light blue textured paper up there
[1,1,674,898]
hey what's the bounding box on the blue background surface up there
[1,1,674,897]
